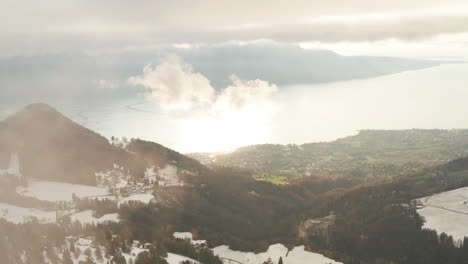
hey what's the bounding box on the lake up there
[2,63,467,153]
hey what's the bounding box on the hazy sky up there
[1,1,468,152]
[1,0,468,57]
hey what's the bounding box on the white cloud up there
[128,55,215,111]
[213,75,278,117]
[300,33,468,60]
[128,55,280,152]
[129,55,279,115]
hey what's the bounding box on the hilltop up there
[0,103,207,185]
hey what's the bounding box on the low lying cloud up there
[213,75,278,117]
[128,55,215,111]
[128,55,279,116]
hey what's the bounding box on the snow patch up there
[145,166,158,182]
[69,210,119,225]
[95,165,129,190]
[118,193,154,207]
[173,232,206,245]
[166,253,200,264]
[0,153,22,178]
[173,232,194,240]
[110,137,131,149]
[158,165,184,187]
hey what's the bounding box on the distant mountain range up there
[172,44,440,88]
[0,44,439,105]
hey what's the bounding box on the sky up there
[1,0,468,57]
[1,0,468,152]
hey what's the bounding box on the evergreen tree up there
[278,256,284,264]
[135,251,151,264]
[95,246,104,262]
[63,249,73,264]
[112,251,127,264]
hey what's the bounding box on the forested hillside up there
[190,129,468,182]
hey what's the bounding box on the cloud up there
[128,55,279,116]
[213,75,278,116]
[1,1,468,55]
[174,10,468,44]
[128,55,280,152]
[128,55,215,111]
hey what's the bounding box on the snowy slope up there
[417,186,468,241]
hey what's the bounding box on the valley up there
[190,129,468,183]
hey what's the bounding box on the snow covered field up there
[0,203,55,223]
[173,232,341,264]
[16,180,109,202]
[0,204,121,225]
[213,244,342,264]
[417,186,468,242]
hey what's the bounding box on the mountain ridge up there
[0,103,207,185]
